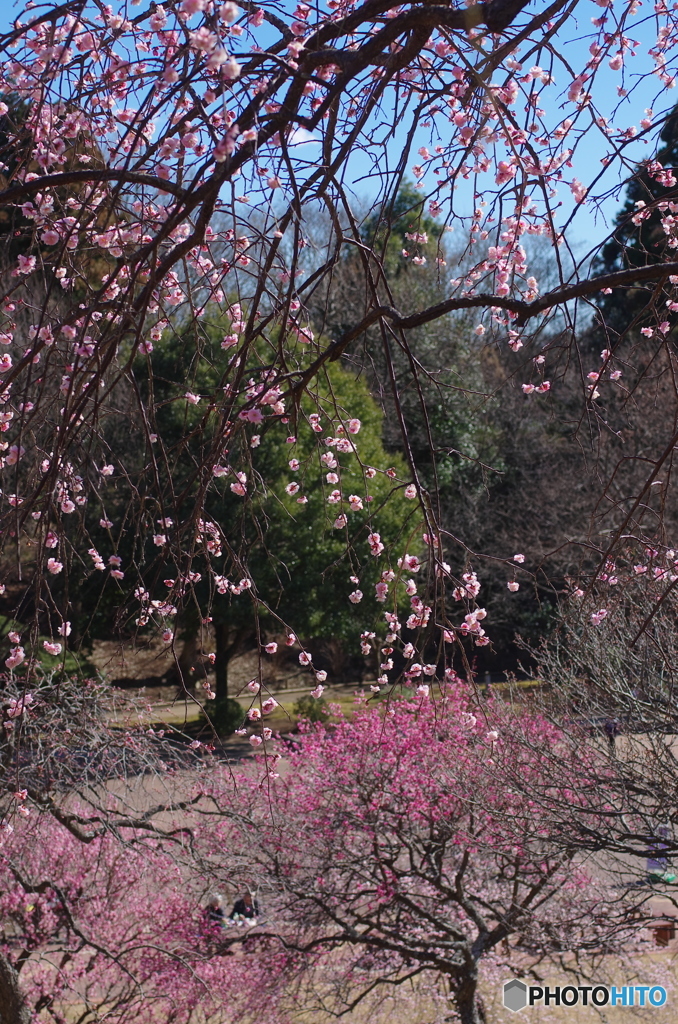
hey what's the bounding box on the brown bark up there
[213,622,256,701]
[0,951,30,1024]
[214,620,230,702]
[455,971,485,1024]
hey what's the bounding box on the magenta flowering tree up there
[207,686,643,1024]
[0,807,297,1024]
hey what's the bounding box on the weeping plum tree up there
[0,0,678,702]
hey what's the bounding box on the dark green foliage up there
[61,311,416,692]
[360,180,444,276]
[292,694,331,724]
[202,696,244,736]
[593,104,678,334]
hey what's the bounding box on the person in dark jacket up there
[229,891,259,921]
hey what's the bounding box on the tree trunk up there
[455,972,485,1024]
[0,952,30,1024]
[214,621,229,702]
[169,629,205,694]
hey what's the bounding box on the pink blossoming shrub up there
[206,685,644,1024]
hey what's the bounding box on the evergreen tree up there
[593,105,678,334]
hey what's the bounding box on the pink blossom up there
[250,734,263,747]
[47,558,63,575]
[14,255,36,276]
[349,590,363,604]
[570,179,588,203]
[222,57,241,80]
[5,445,24,466]
[404,484,417,499]
[264,642,278,654]
[348,494,363,512]
[5,647,25,670]
[43,641,62,656]
[367,532,384,556]
[310,684,325,698]
[247,679,261,694]
[507,581,520,592]
[220,1,240,21]
[347,418,361,434]
[299,651,312,665]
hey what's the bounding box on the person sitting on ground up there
[229,891,259,922]
[204,893,225,930]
